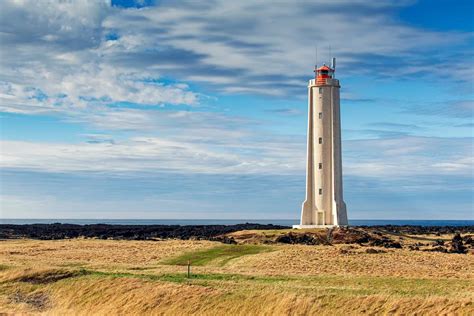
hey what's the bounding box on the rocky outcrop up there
[368,237,402,249]
[0,223,289,240]
[357,225,473,235]
[365,248,387,254]
[275,232,326,245]
[449,233,467,254]
[1,224,472,255]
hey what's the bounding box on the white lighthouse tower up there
[294,58,348,228]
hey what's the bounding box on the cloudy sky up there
[0,0,473,220]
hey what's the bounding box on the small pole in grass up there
[187,260,191,278]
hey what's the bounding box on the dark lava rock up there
[2,224,473,252]
[275,234,293,244]
[356,225,474,235]
[449,233,467,254]
[408,245,419,251]
[275,232,323,245]
[338,246,355,254]
[423,246,448,253]
[463,235,474,246]
[331,228,370,244]
[368,237,402,249]
[210,236,237,244]
[432,239,445,246]
[365,248,387,254]
[0,223,289,241]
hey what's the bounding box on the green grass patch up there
[127,266,155,271]
[0,264,10,271]
[57,262,86,268]
[77,269,471,298]
[161,244,274,266]
[83,269,290,285]
[6,266,467,299]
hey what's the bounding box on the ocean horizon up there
[1,218,473,227]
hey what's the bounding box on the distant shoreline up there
[1,219,473,227]
[1,223,473,241]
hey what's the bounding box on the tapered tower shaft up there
[294,59,348,228]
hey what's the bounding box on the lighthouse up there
[293,58,348,228]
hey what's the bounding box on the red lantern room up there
[314,64,334,85]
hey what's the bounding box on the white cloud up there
[1,0,471,118]
[344,136,473,179]
[99,0,469,93]
[1,133,472,181]
[0,0,199,116]
[0,63,199,115]
[0,137,301,175]
[0,1,472,183]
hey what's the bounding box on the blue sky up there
[0,0,472,220]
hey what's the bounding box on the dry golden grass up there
[0,238,215,270]
[221,244,474,279]
[1,269,472,316]
[0,237,473,315]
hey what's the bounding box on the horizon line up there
[2,218,473,221]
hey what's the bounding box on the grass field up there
[0,234,473,315]
[162,244,274,266]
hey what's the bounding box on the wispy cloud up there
[368,122,421,130]
[266,108,304,116]
[344,136,473,179]
[2,134,471,181]
[0,137,303,175]
[403,100,474,118]
[454,123,474,128]
[2,134,472,219]
[103,1,469,94]
[1,0,471,118]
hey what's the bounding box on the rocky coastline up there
[1,223,473,254]
[0,223,288,240]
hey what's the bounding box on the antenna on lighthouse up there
[332,57,336,71]
[329,45,331,65]
[315,45,318,68]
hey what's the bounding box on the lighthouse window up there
[319,137,323,144]
[319,163,322,169]
[319,188,322,195]
[319,112,322,119]
[318,88,322,94]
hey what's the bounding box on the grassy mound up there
[162,244,274,266]
[5,268,89,284]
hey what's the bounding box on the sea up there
[1,219,473,226]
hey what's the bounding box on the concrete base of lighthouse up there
[292,224,338,229]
